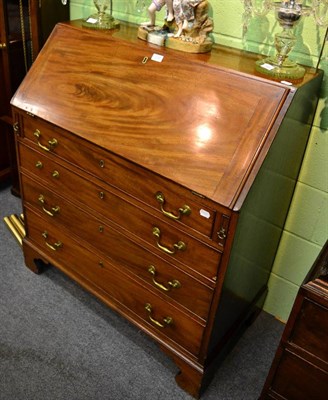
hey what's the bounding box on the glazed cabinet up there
[11,22,323,398]
[0,0,69,192]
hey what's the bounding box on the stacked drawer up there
[17,113,231,358]
[260,242,328,400]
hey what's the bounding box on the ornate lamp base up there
[82,13,120,30]
[255,57,305,83]
[254,1,311,84]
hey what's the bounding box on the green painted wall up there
[69,0,328,322]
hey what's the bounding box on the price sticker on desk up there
[260,63,275,71]
[151,54,164,63]
[86,18,98,24]
[200,209,211,219]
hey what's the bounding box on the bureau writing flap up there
[11,22,293,209]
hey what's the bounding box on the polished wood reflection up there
[13,22,292,209]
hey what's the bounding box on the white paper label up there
[260,63,275,71]
[280,80,293,86]
[200,209,210,219]
[151,54,164,63]
[86,18,98,24]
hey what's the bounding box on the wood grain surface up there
[12,23,290,209]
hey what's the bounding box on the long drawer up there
[21,173,215,320]
[20,115,230,242]
[24,207,206,357]
[18,143,222,279]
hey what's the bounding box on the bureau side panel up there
[206,72,324,358]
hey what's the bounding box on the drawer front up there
[290,298,328,364]
[18,143,222,279]
[270,349,328,400]
[24,207,205,357]
[20,115,226,240]
[21,174,214,320]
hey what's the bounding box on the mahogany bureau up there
[10,22,323,398]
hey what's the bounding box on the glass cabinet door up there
[0,0,69,189]
[5,0,32,100]
[0,0,31,187]
[0,0,31,119]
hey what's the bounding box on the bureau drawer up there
[22,173,214,320]
[18,143,222,279]
[24,207,206,357]
[20,115,228,241]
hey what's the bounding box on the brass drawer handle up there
[145,303,173,328]
[217,227,227,240]
[13,122,19,132]
[152,226,186,255]
[42,231,62,251]
[38,195,60,217]
[148,265,181,292]
[33,129,58,152]
[155,192,191,221]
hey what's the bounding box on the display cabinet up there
[0,0,69,194]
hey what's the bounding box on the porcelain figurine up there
[173,0,201,37]
[141,0,174,26]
